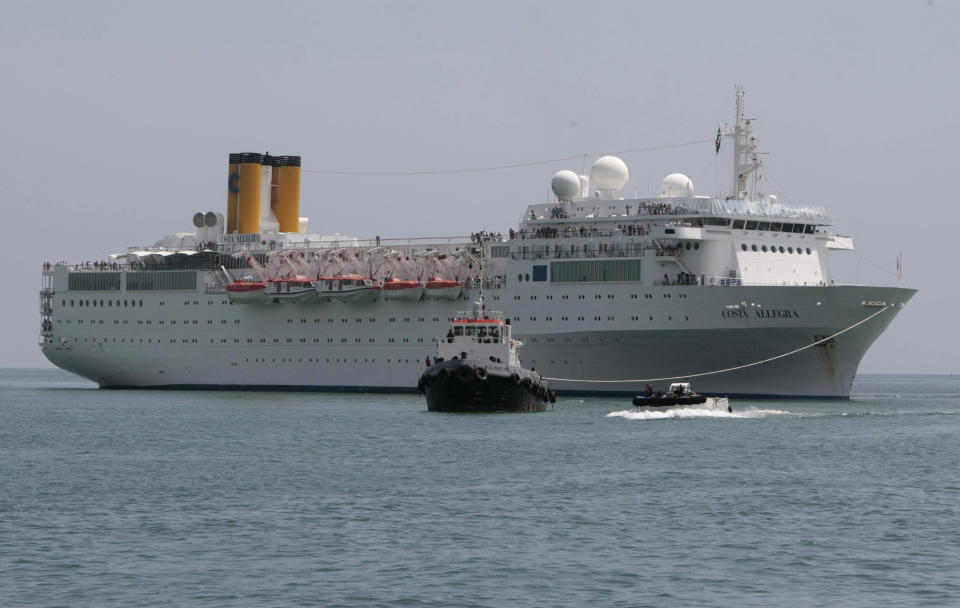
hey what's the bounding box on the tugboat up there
[418,302,555,412]
[632,383,730,412]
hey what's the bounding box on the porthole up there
[517,274,522,282]
[806,248,812,255]
[751,244,758,252]
[694,242,699,250]
[525,273,530,281]
[778,246,785,253]
[685,242,691,250]
[761,245,768,252]
[788,247,794,254]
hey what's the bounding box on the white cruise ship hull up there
[40,283,914,398]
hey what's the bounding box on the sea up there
[1,370,958,607]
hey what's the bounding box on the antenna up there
[897,251,903,287]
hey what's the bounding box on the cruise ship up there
[39,89,916,397]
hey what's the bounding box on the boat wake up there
[606,407,793,420]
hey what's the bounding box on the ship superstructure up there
[39,90,915,397]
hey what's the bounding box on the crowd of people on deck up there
[58,260,124,271]
[662,272,703,286]
[471,231,503,244]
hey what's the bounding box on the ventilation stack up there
[273,155,302,233]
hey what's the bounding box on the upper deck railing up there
[523,197,830,224]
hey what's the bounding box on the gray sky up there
[4,1,957,373]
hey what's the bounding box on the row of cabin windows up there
[66,299,143,308]
[741,244,813,255]
[68,336,427,344]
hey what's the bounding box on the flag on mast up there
[715,127,722,154]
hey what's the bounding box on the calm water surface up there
[1,370,958,607]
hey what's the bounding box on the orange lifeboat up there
[317,275,381,303]
[424,276,462,300]
[226,280,268,304]
[382,277,424,301]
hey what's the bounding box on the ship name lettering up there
[721,309,748,319]
[754,309,799,319]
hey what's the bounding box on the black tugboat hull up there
[419,362,549,413]
[631,395,708,407]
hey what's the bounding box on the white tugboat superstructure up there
[38,91,915,398]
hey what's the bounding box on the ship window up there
[761,245,768,252]
[525,273,530,281]
[517,273,523,282]
[805,225,816,234]
[732,220,745,229]
[751,244,758,252]
[465,326,476,336]
[694,243,700,250]
[757,222,770,231]
[454,326,464,336]
[788,247,794,254]
[745,221,758,230]
[781,223,794,233]
[685,242,691,250]
[532,265,547,281]
[778,246,785,253]
[806,248,812,255]
[793,224,805,233]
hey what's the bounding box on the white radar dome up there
[590,156,629,196]
[659,173,694,198]
[551,170,581,202]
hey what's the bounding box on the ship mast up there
[730,85,763,201]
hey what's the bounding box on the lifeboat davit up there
[226,280,268,304]
[424,276,462,300]
[382,278,424,301]
[317,275,381,303]
[265,278,319,303]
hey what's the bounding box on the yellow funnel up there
[236,152,263,234]
[274,156,302,233]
